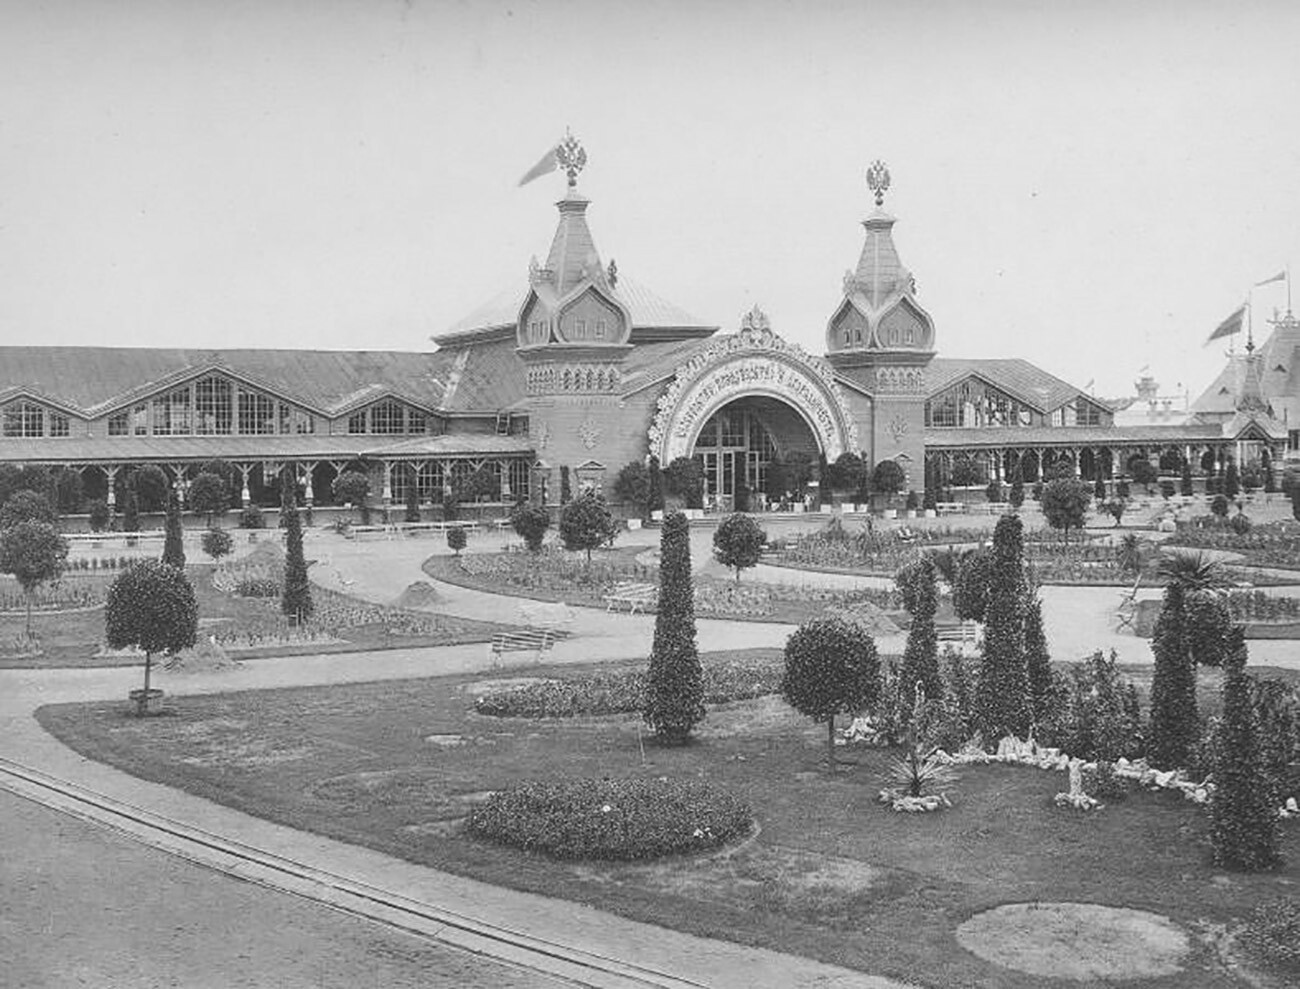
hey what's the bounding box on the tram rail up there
[0,755,706,989]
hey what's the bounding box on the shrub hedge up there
[466,776,752,860]
[474,655,784,718]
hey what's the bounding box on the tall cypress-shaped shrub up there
[1148,553,1227,769]
[1210,628,1282,871]
[1225,461,1240,501]
[643,511,704,743]
[161,491,185,569]
[560,466,572,505]
[647,456,663,513]
[404,479,421,523]
[1024,591,1053,723]
[975,513,1030,741]
[280,471,313,625]
[898,557,942,715]
[121,484,140,533]
[1180,463,1195,497]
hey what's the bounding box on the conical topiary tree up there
[975,513,1030,742]
[161,490,185,569]
[1210,627,1282,871]
[280,470,313,625]
[1024,590,1054,724]
[643,511,704,744]
[897,556,942,716]
[1148,552,1228,769]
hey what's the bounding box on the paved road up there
[0,787,575,989]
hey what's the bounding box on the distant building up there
[0,142,1289,514]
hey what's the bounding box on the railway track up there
[0,756,706,989]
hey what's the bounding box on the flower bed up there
[0,574,112,613]
[1165,519,1300,569]
[474,654,784,718]
[466,776,752,859]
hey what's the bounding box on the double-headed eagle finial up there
[557,128,587,187]
[866,160,890,207]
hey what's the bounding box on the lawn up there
[37,652,1300,989]
[0,565,506,669]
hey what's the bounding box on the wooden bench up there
[1114,577,1142,632]
[488,627,555,665]
[985,502,1011,515]
[936,620,980,648]
[602,581,657,614]
[935,502,963,516]
[345,524,394,540]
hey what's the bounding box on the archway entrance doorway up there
[690,397,820,512]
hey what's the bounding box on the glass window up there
[152,387,192,436]
[574,319,587,339]
[370,400,404,435]
[407,409,427,434]
[131,403,149,435]
[348,411,367,434]
[238,391,276,435]
[108,412,129,436]
[595,320,606,339]
[49,413,70,437]
[194,376,232,434]
[2,401,44,437]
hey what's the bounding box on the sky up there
[2,0,1299,403]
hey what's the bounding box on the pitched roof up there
[926,357,1086,412]
[436,273,714,342]
[0,347,453,417]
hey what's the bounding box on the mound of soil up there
[392,580,443,610]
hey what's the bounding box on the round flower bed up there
[466,776,752,860]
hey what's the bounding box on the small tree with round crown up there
[105,560,197,716]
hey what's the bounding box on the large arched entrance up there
[648,309,860,507]
[690,396,820,510]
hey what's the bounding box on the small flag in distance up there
[1205,304,1245,345]
[1255,270,1287,286]
[518,144,561,187]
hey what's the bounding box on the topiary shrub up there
[87,498,111,533]
[559,492,618,562]
[239,505,266,529]
[510,502,551,552]
[712,512,766,582]
[105,560,197,716]
[782,617,881,772]
[200,527,234,562]
[161,492,185,569]
[446,526,467,556]
[1229,512,1252,536]
[1211,494,1230,519]
[280,476,313,625]
[466,777,751,860]
[644,512,704,743]
[976,513,1030,742]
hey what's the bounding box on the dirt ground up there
[0,788,572,989]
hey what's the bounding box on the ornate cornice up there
[648,308,860,457]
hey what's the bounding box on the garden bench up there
[985,502,1011,515]
[602,581,657,614]
[936,502,963,516]
[936,620,980,649]
[488,627,554,665]
[346,525,394,540]
[1115,577,1141,632]
[396,522,443,536]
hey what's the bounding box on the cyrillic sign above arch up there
[648,308,860,464]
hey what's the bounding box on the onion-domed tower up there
[824,161,935,483]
